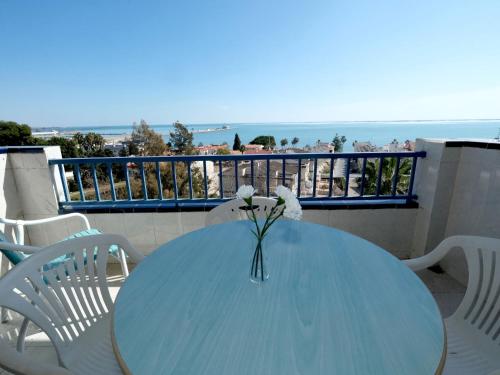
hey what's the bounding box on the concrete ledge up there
[0,146,47,154]
[445,140,500,150]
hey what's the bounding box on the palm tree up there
[280,138,288,149]
[358,158,412,195]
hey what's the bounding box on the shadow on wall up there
[0,153,24,242]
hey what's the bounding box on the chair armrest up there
[0,340,73,375]
[0,242,41,254]
[403,236,465,272]
[0,213,91,230]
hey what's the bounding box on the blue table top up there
[113,220,445,375]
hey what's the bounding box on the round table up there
[113,220,445,375]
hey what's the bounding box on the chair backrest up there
[205,197,278,226]
[444,236,500,359]
[0,234,143,370]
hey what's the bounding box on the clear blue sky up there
[1,0,499,126]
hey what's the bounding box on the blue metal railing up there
[48,151,426,210]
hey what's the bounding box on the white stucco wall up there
[0,153,24,240]
[83,208,417,257]
[411,139,461,258]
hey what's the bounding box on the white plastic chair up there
[0,213,130,277]
[205,197,279,226]
[0,234,144,375]
[404,236,500,375]
[0,213,130,324]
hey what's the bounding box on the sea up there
[45,120,500,152]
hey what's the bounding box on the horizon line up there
[31,118,500,128]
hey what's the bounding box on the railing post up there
[376,157,384,197]
[407,156,418,203]
[282,158,286,186]
[266,159,270,197]
[74,164,85,202]
[140,162,148,200]
[360,157,367,197]
[156,162,163,200]
[328,157,334,197]
[91,164,101,201]
[391,157,401,196]
[124,162,132,200]
[344,157,351,197]
[297,159,302,198]
[203,160,208,199]
[171,161,178,201]
[234,160,239,193]
[107,163,117,201]
[187,161,193,199]
[218,160,223,199]
[57,164,70,202]
[250,160,255,187]
[312,158,318,197]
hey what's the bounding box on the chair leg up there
[16,317,30,353]
[1,256,11,323]
[119,248,129,277]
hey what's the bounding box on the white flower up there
[275,185,293,201]
[284,206,302,220]
[275,185,302,220]
[236,185,256,200]
[283,198,302,220]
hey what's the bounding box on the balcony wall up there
[1,140,499,286]
[0,152,23,227]
[442,143,500,285]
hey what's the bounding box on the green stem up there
[260,207,284,238]
[259,243,264,281]
[249,203,262,239]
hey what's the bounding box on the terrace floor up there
[0,264,466,375]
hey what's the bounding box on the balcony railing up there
[48,151,426,211]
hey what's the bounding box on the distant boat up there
[191,125,231,134]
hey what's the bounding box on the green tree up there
[280,138,288,148]
[118,146,129,157]
[232,133,242,151]
[45,137,80,158]
[169,121,194,154]
[69,132,113,193]
[250,135,276,150]
[291,137,299,147]
[216,148,231,155]
[131,120,167,156]
[358,158,412,195]
[0,121,33,146]
[73,132,106,156]
[332,133,347,152]
[124,122,202,199]
[128,142,140,155]
[128,162,204,200]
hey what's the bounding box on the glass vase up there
[249,239,269,284]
